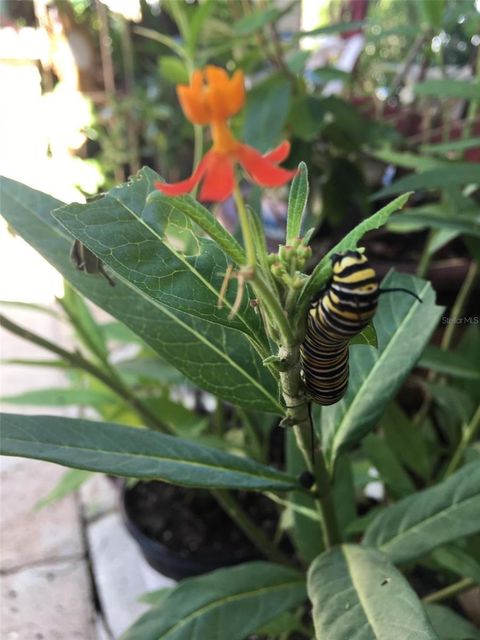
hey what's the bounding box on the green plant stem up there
[278,343,341,549]
[422,577,475,604]
[0,313,172,435]
[444,403,480,477]
[233,182,257,268]
[232,181,295,346]
[252,273,295,346]
[237,407,265,462]
[441,260,479,350]
[212,489,294,567]
[416,229,435,278]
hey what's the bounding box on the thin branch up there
[212,489,294,567]
[422,578,475,604]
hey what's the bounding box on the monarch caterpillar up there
[300,250,420,406]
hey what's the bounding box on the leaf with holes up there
[0,175,281,413]
[308,545,438,640]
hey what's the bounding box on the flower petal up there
[155,152,212,197]
[264,140,291,164]
[236,144,296,187]
[199,153,235,202]
[177,82,210,125]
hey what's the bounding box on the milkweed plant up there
[1,66,479,640]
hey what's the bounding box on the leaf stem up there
[233,182,257,268]
[444,403,480,477]
[422,577,474,604]
[212,489,294,567]
[441,260,479,350]
[0,313,173,435]
[252,273,295,347]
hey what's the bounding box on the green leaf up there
[297,20,364,38]
[332,455,357,534]
[321,272,443,467]
[381,403,431,480]
[117,357,187,386]
[368,147,446,171]
[388,209,480,239]
[2,358,69,369]
[0,175,281,413]
[1,388,116,407]
[288,96,326,142]
[53,168,257,337]
[364,463,480,564]
[36,469,93,509]
[151,191,246,266]
[430,544,480,585]
[297,193,412,316]
[418,346,480,381]
[308,545,438,640]
[243,74,291,153]
[233,7,282,35]
[373,165,480,200]
[350,323,378,348]
[425,604,480,640]
[415,79,480,101]
[138,587,175,606]
[417,0,445,28]
[362,434,416,499]
[254,611,303,637]
[122,562,306,640]
[286,162,309,243]
[159,55,189,84]
[0,299,61,319]
[0,413,297,491]
[421,137,480,155]
[186,0,215,54]
[59,282,109,362]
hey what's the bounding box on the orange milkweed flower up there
[155,66,296,202]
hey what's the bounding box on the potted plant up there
[2,63,479,640]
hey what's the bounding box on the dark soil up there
[124,480,282,560]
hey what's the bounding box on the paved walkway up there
[1,309,172,639]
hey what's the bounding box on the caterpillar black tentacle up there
[379,287,422,303]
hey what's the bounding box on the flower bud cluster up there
[269,237,312,289]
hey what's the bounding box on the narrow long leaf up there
[287,162,309,243]
[373,164,480,200]
[425,603,480,640]
[53,167,258,336]
[1,388,116,407]
[321,272,443,468]
[0,413,297,491]
[363,463,480,564]
[308,545,438,640]
[297,193,411,316]
[0,176,281,412]
[414,79,480,100]
[122,562,306,640]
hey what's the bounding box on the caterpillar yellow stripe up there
[300,251,379,405]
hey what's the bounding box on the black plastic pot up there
[120,483,259,581]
